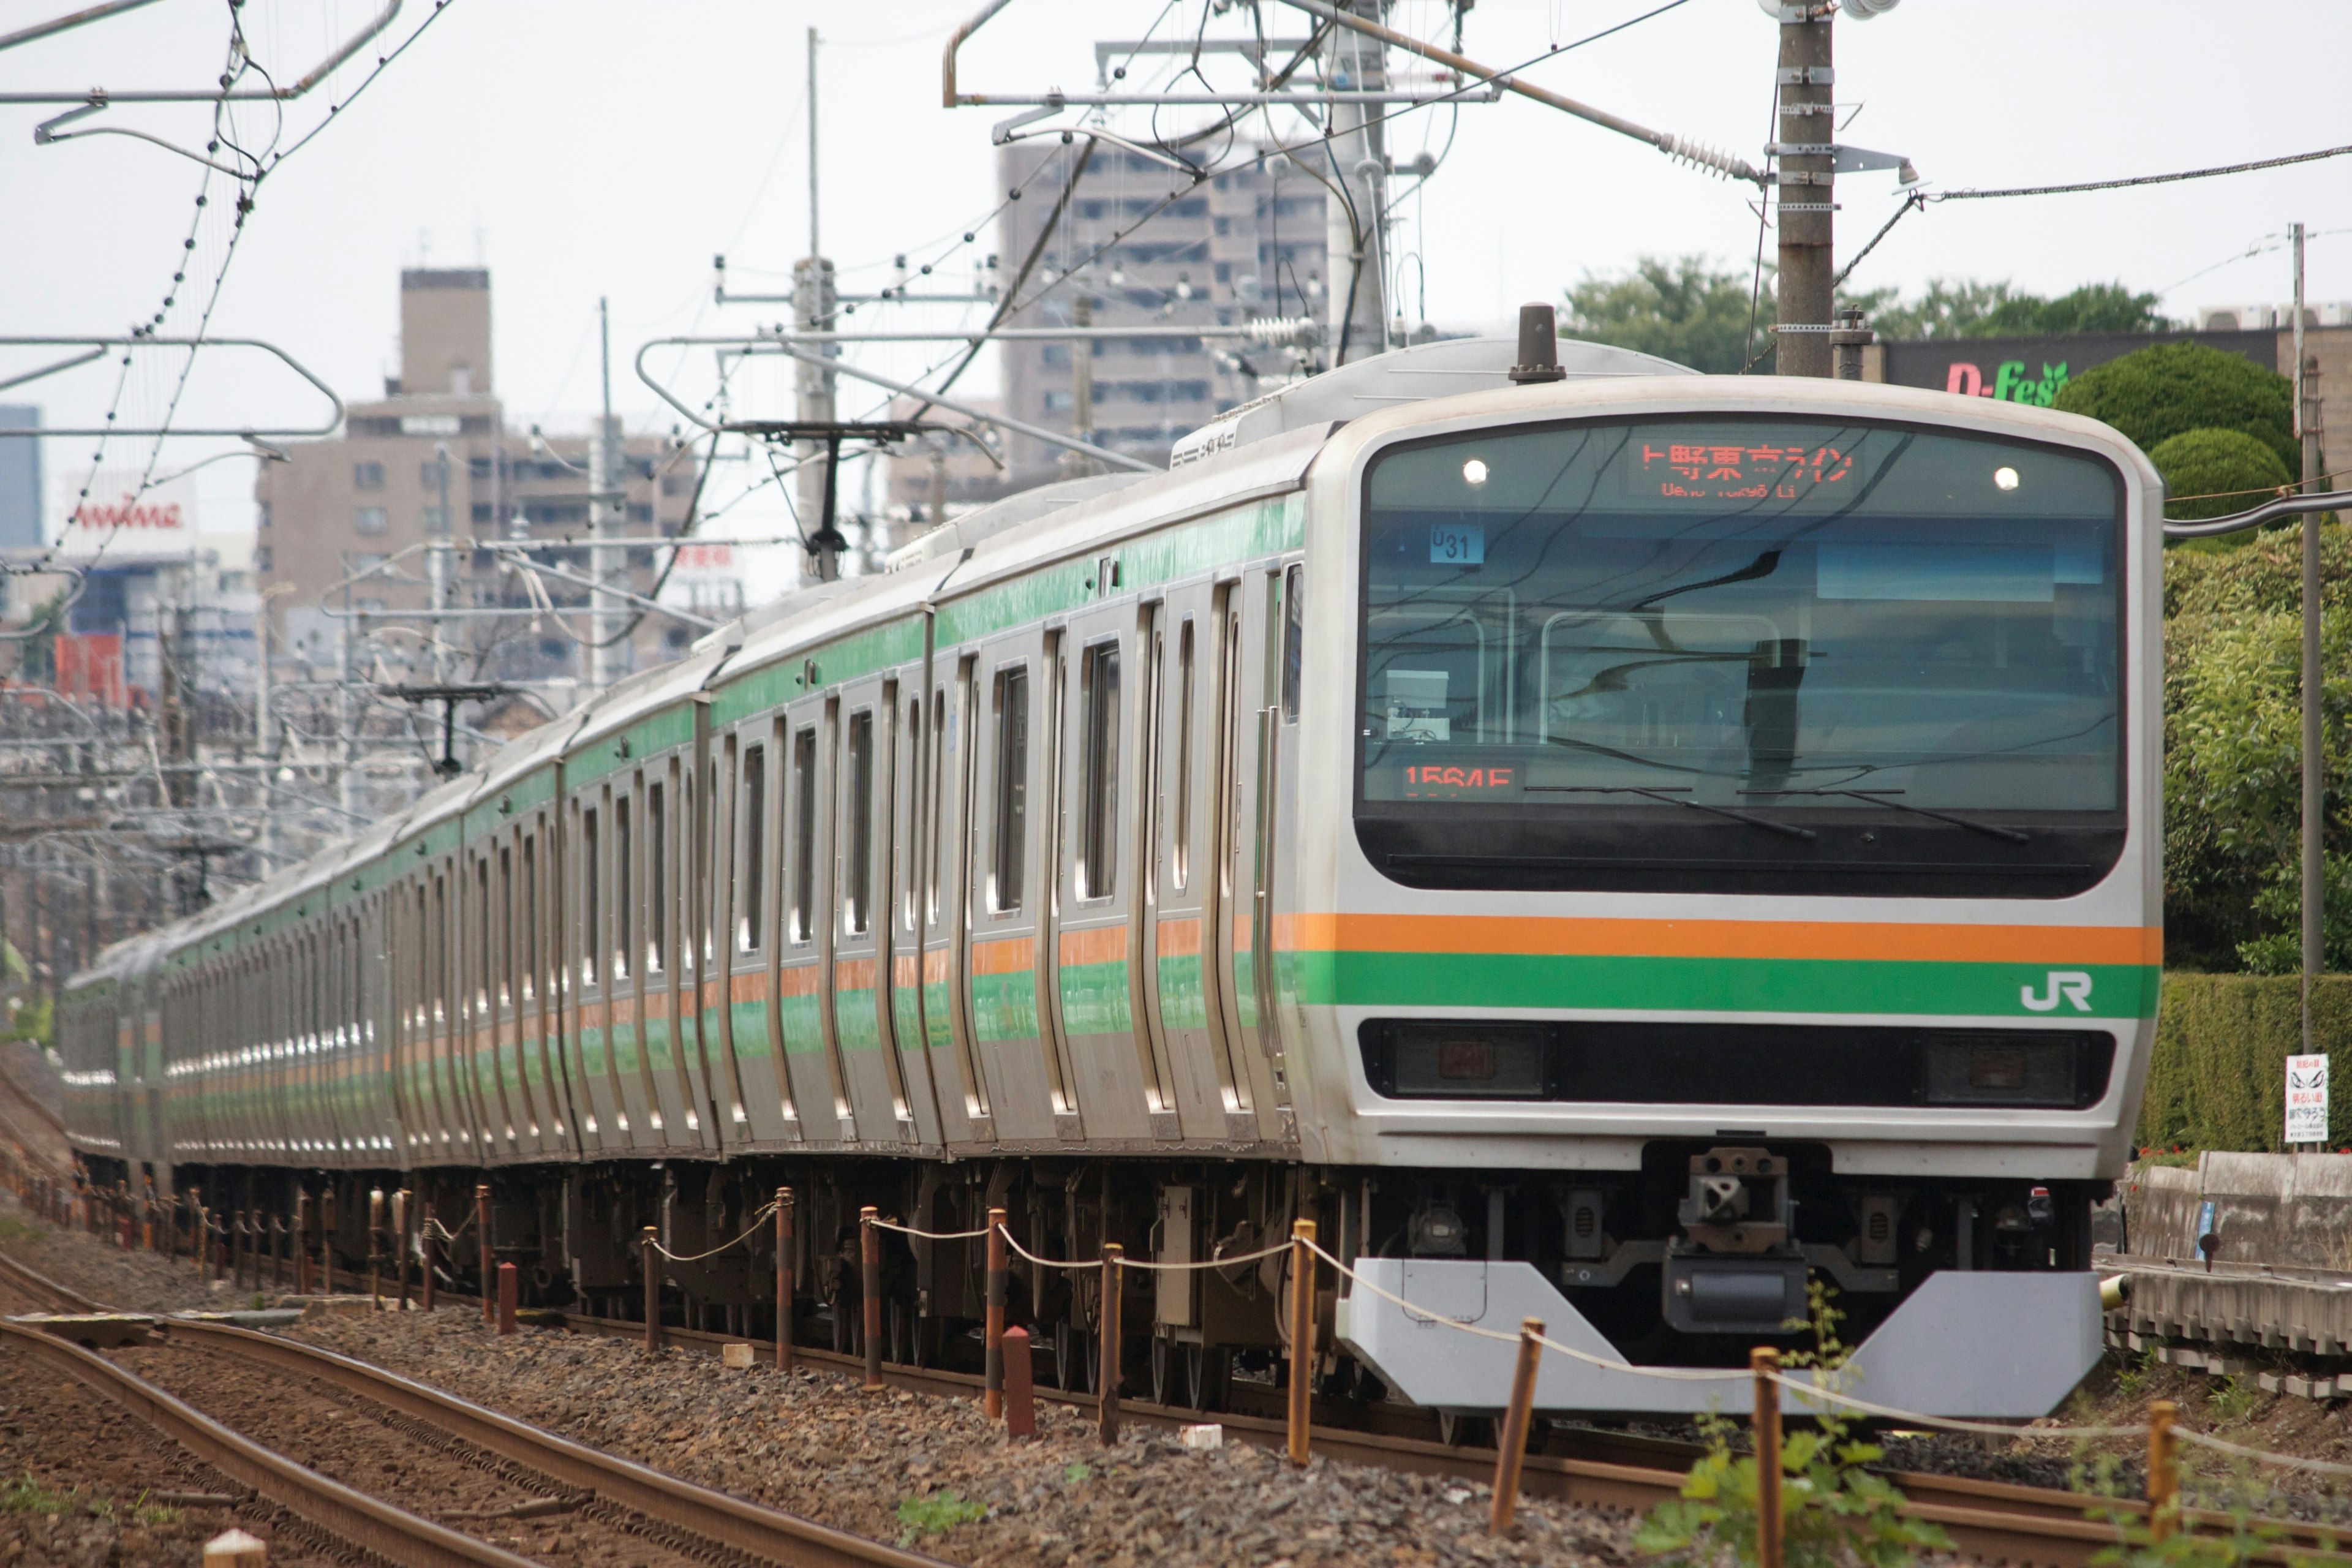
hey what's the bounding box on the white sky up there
[3,0,2347,566]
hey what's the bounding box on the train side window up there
[790,726,818,943]
[647,783,666,971]
[582,809,600,989]
[844,712,874,935]
[432,872,448,1019]
[615,794,633,981]
[990,666,1029,913]
[738,745,766,951]
[1173,618,1196,891]
[1079,641,1120,900]
[1281,564,1305,723]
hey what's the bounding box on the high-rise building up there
[992,145,1329,489]
[256,270,701,687]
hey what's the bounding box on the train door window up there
[432,873,448,1020]
[990,666,1029,913]
[738,745,765,951]
[1174,617,1196,891]
[497,846,514,1006]
[521,835,538,1002]
[614,794,633,981]
[475,860,492,1010]
[581,808,600,988]
[639,780,658,968]
[1281,564,1304,723]
[790,726,818,943]
[929,689,949,922]
[1079,641,1120,900]
[902,696,924,932]
[844,711,874,934]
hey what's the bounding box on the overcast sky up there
[4,0,2347,558]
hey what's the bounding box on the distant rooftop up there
[401,268,489,292]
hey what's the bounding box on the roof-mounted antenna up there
[1509,303,1566,385]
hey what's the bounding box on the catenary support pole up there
[2297,221,2324,1069]
[1774,4,1833,377]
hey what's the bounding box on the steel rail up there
[164,1319,954,1568]
[0,1317,540,1568]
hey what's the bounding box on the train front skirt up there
[1336,1262,2102,1417]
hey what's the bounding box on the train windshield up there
[1355,417,2126,895]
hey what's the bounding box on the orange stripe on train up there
[1278,913,2161,967]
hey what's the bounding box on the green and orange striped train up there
[60,330,2159,1418]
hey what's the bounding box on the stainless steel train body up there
[59,339,2161,1417]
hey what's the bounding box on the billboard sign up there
[48,469,200,564]
[2288,1052,2331,1145]
[1878,328,2278,406]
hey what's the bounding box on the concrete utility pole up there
[1773,2,1834,377]
[1058,295,1101,480]
[796,27,842,582]
[1324,1,1389,364]
[590,297,625,689]
[429,440,454,684]
[2297,221,2326,1049]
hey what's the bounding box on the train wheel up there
[1437,1411,1489,1448]
[1186,1345,1229,1412]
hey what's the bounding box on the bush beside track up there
[2143,973,2352,1151]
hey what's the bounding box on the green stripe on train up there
[1292,951,2160,1019]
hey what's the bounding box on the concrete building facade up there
[990,144,1329,489]
[257,269,701,688]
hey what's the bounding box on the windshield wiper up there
[1529,784,1817,842]
[1742,789,2029,845]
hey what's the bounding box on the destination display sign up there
[1627,434,1855,504]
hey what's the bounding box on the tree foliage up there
[2150,428,2294,523]
[1562,260,2175,374]
[1562,255,1770,375]
[2055,341,2301,476]
[2162,525,2352,970]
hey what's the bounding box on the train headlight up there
[1461,458,1490,487]
[1993,465,2021,491]
[1919,1033,2091,1107]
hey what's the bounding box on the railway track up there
[0,1250,948,1568]
[6,1237,2345,1567]
[546,1303,2339,1567]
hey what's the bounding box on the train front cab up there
[1286,377,2162,1419]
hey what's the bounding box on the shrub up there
[2150,428,2294,526]
[2055,341,2299,477]
[2139,973,2352,1150]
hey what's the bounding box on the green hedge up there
[2139,973,2352,1150]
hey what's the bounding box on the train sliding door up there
[832,676,918,1144]
[1048,600,1168,1142]
[927,658,992,1147]
[780,694,854,1142]
[1210,568,1293,1142]
[886,675,947,1147]
[720,720,796,1145]
[962,630,1077,1145]
[1149,584,1258,1142]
